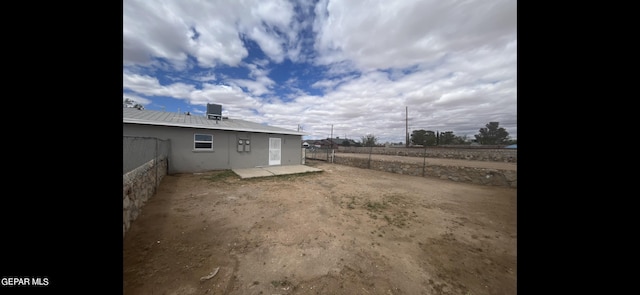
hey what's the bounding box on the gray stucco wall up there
[123,124,302,173]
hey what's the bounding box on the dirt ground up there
[123,160,517,295]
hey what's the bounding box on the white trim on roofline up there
[123,118,307,136]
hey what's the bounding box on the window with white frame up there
[194,134,213,150]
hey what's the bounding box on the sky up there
[123,0,517,143]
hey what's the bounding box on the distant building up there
[305,137,358,149]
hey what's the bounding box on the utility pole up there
[328,124,334,163]
[330,124,333,148]
[406,106,409,147]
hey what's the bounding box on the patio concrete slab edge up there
[232,165,323,179]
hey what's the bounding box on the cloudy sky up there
[123,0,517,143]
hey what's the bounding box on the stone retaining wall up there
[339,147,517,163]
[333,156,517,188]
[123,157,168,237]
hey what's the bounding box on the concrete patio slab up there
[232,165,323,179]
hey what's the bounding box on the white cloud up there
[123,72,195,99]
[227,79,272,96]
[123,0,193,69]
[226,62,276,96]
[124,0,298,69]
[123,0,517,142]
[123,72,263,116]
[312,0,516,71]
[192,73,217,82]
[264,52,516,142]
[122,94,151,106]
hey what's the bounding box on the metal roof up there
[123,107,306,136]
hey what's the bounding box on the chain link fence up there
[304,147,335,162]
[123,136,171,174]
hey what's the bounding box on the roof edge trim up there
[123,119,307,136]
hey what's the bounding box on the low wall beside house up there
[332,156,517,188]
[338,146,517,163]
[123,157,168,237]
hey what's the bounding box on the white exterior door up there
[269,138,281,165]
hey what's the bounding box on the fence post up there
[422,146,427,177]
[166,139,171,174]
[155,138,159,189]
[368,145,373,169]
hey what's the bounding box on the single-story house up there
[123,104,307,174]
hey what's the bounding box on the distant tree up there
[123,98,135,107]
[439,131,456,145]
[475,122,510,145]
[410,130,427,145]
[424,131,437,146]
[410,129,437,146]
[123,97,144,110]
[342,139,351,147]
[361,134,378,147]
[453,134,470,145]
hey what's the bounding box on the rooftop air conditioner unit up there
[206,103,222,120]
